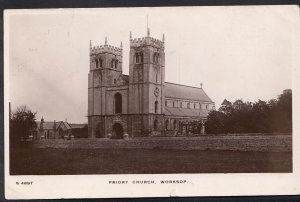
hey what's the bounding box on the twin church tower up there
[88,27,215,138]
[88,28,166,138]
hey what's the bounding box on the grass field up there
[10,148,292,175]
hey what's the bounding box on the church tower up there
[128,29,165,136]
[88,38,123,138]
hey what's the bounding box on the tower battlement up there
[130,36,164,49]
[90,44,122,56]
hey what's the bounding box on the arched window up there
[115,60,118,69]
[114,79,117,85]
[180,102,182,108]
[206,105,209,110]
[153,53,159,64]
[200,104,202,109]
[99,59,103,67]
[95,59,99,68]
[114,93,122,114]
[165,100,167,106]
[187,102,190,109]
[155,101,158,113]
[173,102,175,108]
[194,103,196,109]
[156,74,158,83]
[154,119,158,131]
[139,53,143,63]
[173,120,177,130]
[111,59,115,68]
[135,53,140,63]
[165,120,169,130]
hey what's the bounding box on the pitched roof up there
[69,123,87,129]
[36,121,72,130]
[165,82,213,102]
[36,121,57,130]
[59,121,72,130]
[164,107,210,118]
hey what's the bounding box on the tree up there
[206,111,226,134]
[206,90,292,134]
[219,99,233,115]
[270,91,292,132]
[10,105,37,146]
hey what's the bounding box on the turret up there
[88,37,124,136]
[90,38,123,71]
[129,29,165,114]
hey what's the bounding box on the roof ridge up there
[165,81,203,90]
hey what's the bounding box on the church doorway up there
[112,123,124,139]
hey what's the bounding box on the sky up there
[7,6,298,123]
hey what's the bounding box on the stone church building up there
[88,29,215,138]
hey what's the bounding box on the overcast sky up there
[7,6,298,123]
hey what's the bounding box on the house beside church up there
[32,118,73,140]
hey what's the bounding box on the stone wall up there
[32,134,292,152]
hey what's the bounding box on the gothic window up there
[111,59,115,68]
[153,53,159,64]
[173,101,175,108]
[194,103,196,109]
[115,60,118,69]
[206,105,209,110]
[140,53,143,63]
[165,100,167,107]
[187,102,190,109]
[155,101,158,113]
[200,104,202,109]
[99,59,103,67]
[135,53,140,63]
[95,59,99,68]
[180,102,182,108]
[114,79,117,85]
[156,74,158,83]
[114,93,122,114]
[165,120,169,130]
[173,120,177,130]
[154,119,158,131]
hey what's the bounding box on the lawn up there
[10,148,292,175]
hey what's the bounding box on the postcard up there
[4,5,300,199]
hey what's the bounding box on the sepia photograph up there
[4,5,300,199]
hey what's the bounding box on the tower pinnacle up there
[105,36,107,45]
[147,15,150,37]
[130,31,132,40]
[120,41,123,49]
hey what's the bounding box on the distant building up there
[88,28,215,138]
[69,123,88,138]
[32,117,73,140]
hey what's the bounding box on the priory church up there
[88,27,215,138]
